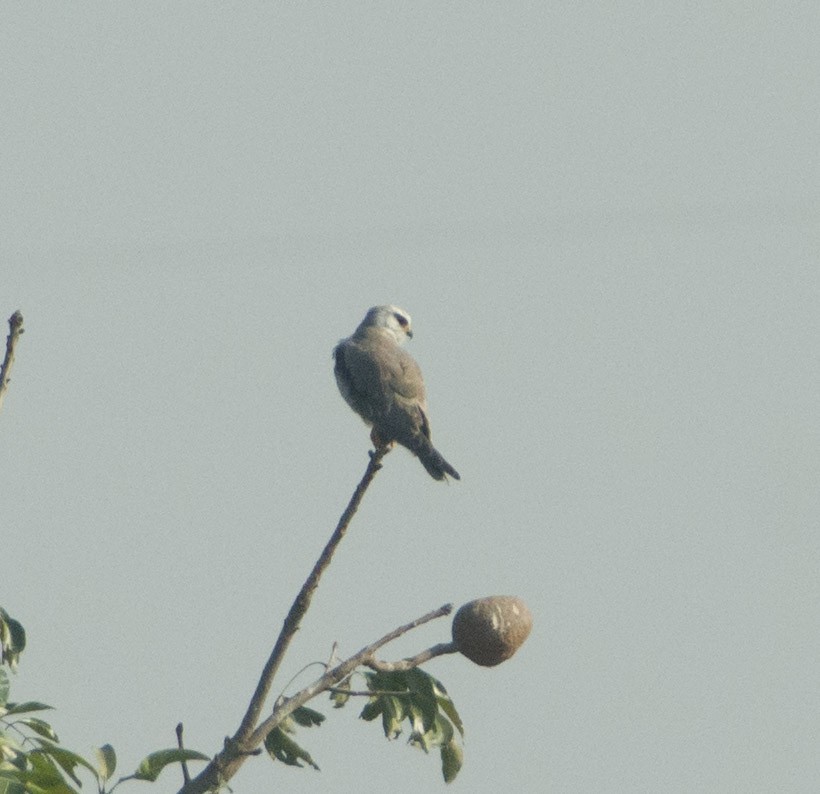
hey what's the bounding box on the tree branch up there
[0,310,24,417]
[246,603,452,749]
[178,601,452,793]
[234,445,389,740]
[178,445,390,794]
[364,641,458,672]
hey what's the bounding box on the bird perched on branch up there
[333,305,460,481]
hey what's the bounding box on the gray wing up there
[334,334,428,428]
[335,333,459,480]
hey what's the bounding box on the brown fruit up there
[452,596,533,667]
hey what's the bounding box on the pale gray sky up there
[2,4,819,793]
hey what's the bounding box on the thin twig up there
[0,310,24,417]
[326,687,412,698]
[175,723,190,785]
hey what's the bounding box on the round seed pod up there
[452,596,533,667]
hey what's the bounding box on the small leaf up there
[95,744,116,781]
[290,706,325,728]
[432,713,455,747]
[411,712,453,753]
[0,615,9,653]
[359,699,383,722]
[1,702,53,717]
[381,695,405,739]
[407,704,431,752]
[330,678,351,708]
[405,670,438,734]
[0,617,25,673]
[31,742,98,786]
[264,727,320,770]
[18,718,58,742]
[130,749,209,782]
[0,669,9,707]
[4,620,25,657]
[434,683,464,738]
[26,750,76,792]
[0,770,27,794]
[441,737,464,783]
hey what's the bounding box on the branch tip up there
[0,309,25,416]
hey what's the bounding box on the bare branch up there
[177,446,390,794]
[0,310,24,417]
[175,723,191,785]
[365,641,458,673]
[234,445,389,740]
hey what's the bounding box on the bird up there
[333,305,460,481]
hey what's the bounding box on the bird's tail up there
[413,438,460,481]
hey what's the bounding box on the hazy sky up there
[2,4,818,793]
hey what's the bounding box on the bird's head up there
[358,305,413,344]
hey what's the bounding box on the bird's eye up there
[395,314,408,327]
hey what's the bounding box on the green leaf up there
[359,669,466,782]
[264,727,320,770]
[130,749,209,782]
[25,749,80,793]
[0,669,9,707]
[359,699,383,722]
[0,771,26,794]
[410,711,454,753]
[17,718,58,742]
[95,744,116,781]
[381,695,405,739]
[0,742,29,794]
[290,706,325,728]
[434,682,465,738]
[4,620,25,658]
[1,702,53,717]
[433,713,455,747]
[440,737,463,783]
[407,704,431,751]
[330,677,351,708]
[31,743,97,787]
[405,670,438,734]
[0,616,25,672]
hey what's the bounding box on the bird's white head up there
[357,305,413,345]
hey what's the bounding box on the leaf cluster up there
[0,608,208,794]
[264,706,325,771]
[358,669,464,783]
[0,609,25,672]
[259,667,465,784]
